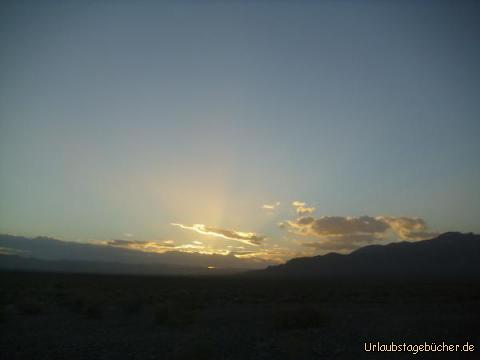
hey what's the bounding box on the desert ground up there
[1,271,479,359]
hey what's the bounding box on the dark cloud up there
[283,214,437,252]
[310,216,389,236]
[106,239,150,246]
[297,216,315,225]
[301,234,380,252]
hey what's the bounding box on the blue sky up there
[1,0,479,264]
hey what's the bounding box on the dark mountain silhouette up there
[0,234,270,272]
[253,232,480,279]
[0,254,241,275]
[2,233,479,277]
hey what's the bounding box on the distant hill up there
[0,254,238,275]
[253,232,480,279]
[2,233,479,278]
[0,234,270,274]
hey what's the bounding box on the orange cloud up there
[171,223,265,246]
[104,238,231,256]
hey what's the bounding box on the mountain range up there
[254,232,480,278]
[0,234,267,274]
[1,232,479,278]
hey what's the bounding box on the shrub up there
[65,295,103,319]
[121,297,143,314]
[273,305,327,330]
[173,338,215,360]
[17,298,45,315]
[154,301,198,327]
[84,301,103,319]
[68,296,86,313]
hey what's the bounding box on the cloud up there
[292,201,315,215]
[231,247,293,263]
[171,223,265,246]
[262,202,280,211]
[310,216,389,236]
[377,216,438,240]
[105,238,235,256]
[292,201,305,207]
[105,239,177,253]
[107,239,147,246]
[105,235,290,263]
[281,214,436,252]
[301,234,380,252]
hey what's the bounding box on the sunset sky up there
[1,0,479,265]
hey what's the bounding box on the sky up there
[1,0,479,266]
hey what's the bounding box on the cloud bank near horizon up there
[280,214,438,252]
